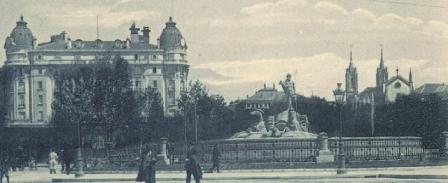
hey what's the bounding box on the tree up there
[52,65,95,148]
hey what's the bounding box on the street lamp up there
[333,83,347,174]
[186,93,198,143]
[73,98,84,178]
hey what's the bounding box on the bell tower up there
[376,47,389,89]
[345,48,358,104]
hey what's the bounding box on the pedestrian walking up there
[144,150,157,183]
[0,158,10,183]
[208,144,220,173]
[29,157,36,171]
[185,144,202,183]
[62,148,71,175]
[48,149,58,174]
[136,149,147,182]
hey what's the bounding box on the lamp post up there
[73,98,84,178]
[333,83,346,174]
[182,91,188,156]
[186,93,198,143]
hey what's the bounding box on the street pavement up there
[4,165,448,183]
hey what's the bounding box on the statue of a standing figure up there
[279,73,296,111]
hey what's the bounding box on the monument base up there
[157,154,170,165]
[316,150,334,163]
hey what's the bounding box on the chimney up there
[129,22,140,43]
[264,83,266,89]
[273,83,275,90]
[142,26,150,46]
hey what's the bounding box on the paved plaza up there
[4,165,448,183]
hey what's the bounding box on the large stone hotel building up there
[3,16,189,128]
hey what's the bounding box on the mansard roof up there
[246,88,285,103]
[36,40,158,51]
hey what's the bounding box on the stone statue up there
[247,109,267,133]
[230,109,267,138]
[231,74,316,139]
[279,73,296,110]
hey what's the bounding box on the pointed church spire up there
[349,45,353,65]
[380,45,384,69]
[409,68,414,92]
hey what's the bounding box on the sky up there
[0,0,447,101]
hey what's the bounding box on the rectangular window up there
[38,69,43,74]
[38,95,44,105]
[19,112,26,120]
[153,80,158,88]
[37,81,43,91]
[152,67,157,74]
[168,92,175,105]
[168,80,175,91]
[135,80,142,90]
[38,111,44,121]
[18,81,25,93]
[18,94,25,109]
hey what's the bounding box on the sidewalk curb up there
[86,165,448,174]
[52,174,448,182]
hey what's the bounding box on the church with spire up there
[345,48,358,106]
[357,47,414,106]
[3,15,189,128]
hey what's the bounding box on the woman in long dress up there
[48,150,58,174]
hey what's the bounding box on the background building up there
[244,84,285,110]
[357,48,414,105]
[415,83,448,100]
[3,16,189,128]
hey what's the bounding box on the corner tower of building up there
[158,17,189,114]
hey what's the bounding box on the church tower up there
[376,47,388,89]
[345,49,358,104]
[409,68,414,92]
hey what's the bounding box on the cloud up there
[35,0,161,28]
[427,20,448,38]
[314,1,349,16]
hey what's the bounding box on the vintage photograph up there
[0,0,447,182]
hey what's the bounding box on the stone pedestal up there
[316,132,334,163]
[157,137,170,165]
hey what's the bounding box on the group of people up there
[48,148,73,175]
[136,143,221,183]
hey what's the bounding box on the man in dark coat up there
[62,148,72,175]
[185,145,201,183]
[136,150,147,182]
[0,157,10,183]
[145,154,157,183]
[208,144,220,173]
